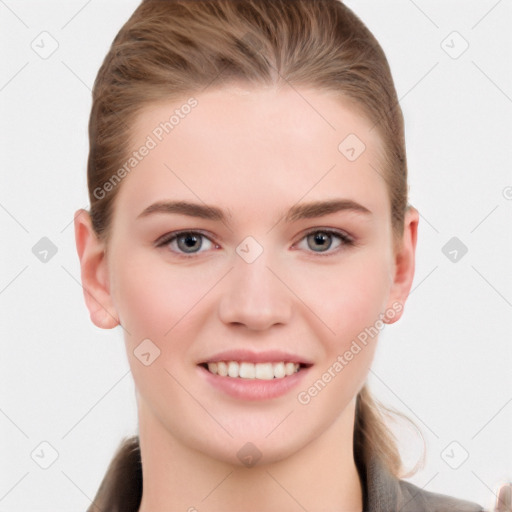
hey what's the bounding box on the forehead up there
[114,84,389,223]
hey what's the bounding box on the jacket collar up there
[358,450,403,512]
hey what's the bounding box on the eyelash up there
[154,229,355,259]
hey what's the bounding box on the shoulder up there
[398,479,486,512]
[361,455,487,512]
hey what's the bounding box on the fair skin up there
[75,84,418,512]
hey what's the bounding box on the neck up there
[137,399,363,512]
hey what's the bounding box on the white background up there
[1,1,511,510]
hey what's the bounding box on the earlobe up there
[74,209,120,329]
[384,205,420,325]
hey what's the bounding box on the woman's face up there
[82,85,417,465]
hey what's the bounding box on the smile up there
[202,361,303,380]
[197,362,311,400]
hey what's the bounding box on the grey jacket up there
[88,436,494,511]
[362,456,485,511]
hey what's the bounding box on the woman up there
[74,0,505,510]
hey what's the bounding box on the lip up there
[198,349,314,365]
[197,363,312,401]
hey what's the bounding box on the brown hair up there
[86,0,420,507]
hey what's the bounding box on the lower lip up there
[197,365,311,401]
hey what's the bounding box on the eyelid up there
[297,226,354,243]
[293,227,355,257]
[154,229,214,247]
[154,230,218,258]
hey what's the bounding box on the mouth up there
[198,361,312,380]
[197,351,314,400]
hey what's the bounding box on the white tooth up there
[211,361,301,378]
[227,361,239,378]
[273,362,285,379]
[255,363,274,380]
[285,362,296,376]
[217,361,228,376]
[239,362,256,379]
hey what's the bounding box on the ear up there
[384,205,419,324]
[74,209,119,329]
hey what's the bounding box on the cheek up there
[292,258,389,420]
[293,252,391,345]
[112,261,171,339]
[111,256,203,403]
[110,252,222,387]
[111,252,208,339]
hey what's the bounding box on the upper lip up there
[199,349,313,366]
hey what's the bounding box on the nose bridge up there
[217,240,292,330]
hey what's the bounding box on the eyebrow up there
[137,198,372,224]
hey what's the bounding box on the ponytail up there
[355,383,425,479]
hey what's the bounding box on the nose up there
[217,248,293,331]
